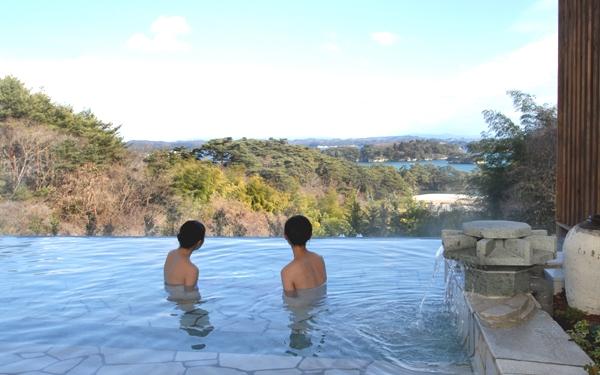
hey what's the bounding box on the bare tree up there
[0,120,69,196]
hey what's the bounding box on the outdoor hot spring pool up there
[0,236,469,369]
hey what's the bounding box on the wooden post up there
[557,0,600,230]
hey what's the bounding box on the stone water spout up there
[442,221,556,268]
[442,220,557,328]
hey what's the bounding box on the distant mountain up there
[126,134,479,151]
[289,135,479,147]
[126,140,205,151]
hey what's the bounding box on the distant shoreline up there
[358,160,476,173]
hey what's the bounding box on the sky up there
[0,0,558,141]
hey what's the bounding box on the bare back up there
[164,249,199,290]
[281,250,327,293]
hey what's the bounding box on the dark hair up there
[284,215,312,246]
[177,220,206,249]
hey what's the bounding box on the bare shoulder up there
[308,250,325,262]
[164,250,177,265]
[281,261,295,275]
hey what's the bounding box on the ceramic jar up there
[564,214,600,314]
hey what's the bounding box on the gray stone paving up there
[0,344,472,375]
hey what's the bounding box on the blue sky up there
[0,0,558,140]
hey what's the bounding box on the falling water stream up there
[418,245,445,315]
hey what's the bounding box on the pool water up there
[0,237,468,368]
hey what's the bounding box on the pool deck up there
[0,343,473,375]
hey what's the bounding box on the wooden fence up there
[557,0,600,231]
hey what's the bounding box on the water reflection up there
[165,285,214,345]
[179,305,213,339]
[283,284,327,352]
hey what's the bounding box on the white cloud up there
[126,16,191,53]
[370,32,399,46]
[321,42,341,53]
[430,33,558,132]
[0,32,557,141]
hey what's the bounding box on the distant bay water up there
[358,160,476,173]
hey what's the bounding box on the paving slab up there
[185,366,247,375]
[0,355,57,373]
[324,370,360,375]
[219,319,270,333]
[495,359,587,375]
[365,361,471,375]
[43,357,83,374]
[219,353,301,371]
[65,354,103,375]
[184,359,219,367]
[101,347,175,364]
[19,353,46,359]
[254,369,302,375]
[97,362,185,375]
[175,351,218,361]
[299,358,369,370]
[0,344,469,375]
[0,353,21,366]
[478,310,592,367]
[0,344,54,354]
[48,346,99,360]
[365,361,428,375]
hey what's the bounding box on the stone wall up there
[447,261,592,375]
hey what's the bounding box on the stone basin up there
[442,220,557,297]
[442,221,556,267]
[462,220,532,239]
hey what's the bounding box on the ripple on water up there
[0,236,468,367]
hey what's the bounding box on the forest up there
[319,140,470,163]
[0,76,557,236]
[359,140,467,162]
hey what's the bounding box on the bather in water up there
[164,220,205,301]
[163,220,213,339]
[280,215,328,350]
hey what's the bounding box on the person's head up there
[177,220,206,250]
[284,215,312,247]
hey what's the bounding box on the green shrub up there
[567,320,600,373]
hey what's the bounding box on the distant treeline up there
[321,140,470,163]
[0,76,556,236]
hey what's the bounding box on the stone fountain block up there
[476,238,495,258]
[443,220,558,297]
[464,267,531,297]
[530,229,548,236]
[442,232,477,253]
[474,238,532,266]
[504,238,532,264]
[524,234,556,252]
[467,292,540,328]
[463,220,532,239]
[441,229,462,236]
[529,236,557,264]
[442,221,557,268]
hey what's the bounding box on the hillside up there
[0,75,475,237]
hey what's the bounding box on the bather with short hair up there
[164,220,206,302]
